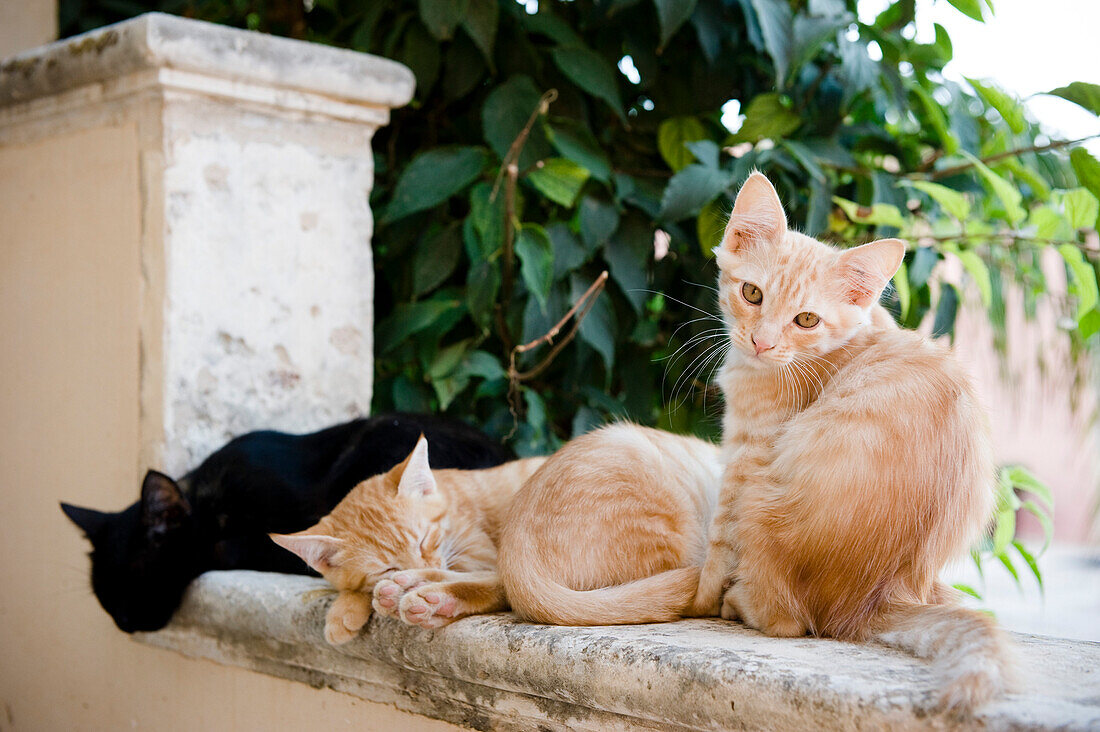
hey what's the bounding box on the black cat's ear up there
[141,470,191,531]
[60,502,110,538]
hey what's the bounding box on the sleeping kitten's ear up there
[395,435,439,500]
[60,502,110,538]
[721,171,788,253]
[269,532,344,573]
[141,470,191,534]
[837,238,906,307]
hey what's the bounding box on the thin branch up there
[504,271,609,431]
[923,135,1100,180]
[510,271,609,382]
[490,89,558,353]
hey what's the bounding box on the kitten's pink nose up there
[752,335,775,355]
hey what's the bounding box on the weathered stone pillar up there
[0,13,414,474]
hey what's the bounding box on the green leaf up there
[1046,81,1100,116]
[398,21,441,99]
[1079,308,1100,340]
[960,151,1025,225]
[660,165,733,221]
[546,120,611,182]
[442,35,487,100]
[376,300,461,353]
[996,551,1020,583]
[457,350,507,381]
[1070,149,1100,222]
[782,140,826,183]
[953,583,982,601]
[419,0,469,40]
[750,0,793,85]
[909,246,939,287]
[482,75,552,170]
[945,0,985,21]
[465,260,500,329]
[527,158,590,208]
[521,8,584,46]
[579,197,621,249]
[1012,540,1043,592]
[991,508,1015,557]
[1058,243,1099,320]
[461,0,499,64]
[516,224,555,308]
[893,261,911,318]
[413,223,463,296]
[428,339,471,380]
[654,0,698,48]
[732,92,801,143]
[910,82,958,155]
[832,197,907,229]
[697,198,727,256]
[1005,465,1053,509]
[1030,205,1069,240]
[931,282,958,338]
[657,116,708,172]
[1020,500,1055,552]
[1057,188,1100,231]
[392,375,432,413]
[571,274,617,371]
[469,182,505,259]
[551,46,626,122]
[789,12,852,84]
[686,140,720,169]
[384,147,489,223]
[955,249,992,307]
[904,180,970,221]
[967,78,1025,134]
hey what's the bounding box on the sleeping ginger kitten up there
[690,173,1010,714]
[272,437,544,643]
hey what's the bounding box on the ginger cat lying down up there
[271,424,722,642]
[271,437,544,643]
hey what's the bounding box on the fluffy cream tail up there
[875,602,1015,715]
[501,550,699,626]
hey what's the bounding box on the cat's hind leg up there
[397,571,506,629]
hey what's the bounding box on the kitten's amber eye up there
[741,282,763,305]
[794,312,820,328]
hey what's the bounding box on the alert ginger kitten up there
[272,436,545,643]
[690,172,1012,714]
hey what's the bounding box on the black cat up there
[61,413,512,633]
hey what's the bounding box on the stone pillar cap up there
[0,12,416,110]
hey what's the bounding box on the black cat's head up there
[61,470,203,633]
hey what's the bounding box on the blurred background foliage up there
[62,0,1096,583]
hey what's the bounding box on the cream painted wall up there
[0,0,56,58]
[0,124,459,731]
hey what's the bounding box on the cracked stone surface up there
[135,571,1100,731]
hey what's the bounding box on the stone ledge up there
[0,13,415,110]
[135,571,1100,731]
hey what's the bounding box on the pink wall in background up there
[950,252,1098,544]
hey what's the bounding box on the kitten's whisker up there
[669,338,730,413]
[630,288,722,321]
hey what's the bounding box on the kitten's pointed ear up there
[395,435,438,499]
[722,172,788,253]
[270,532,344,573]
[60,502,110,538]
[837,238,906,307]
[140,470,191,531]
